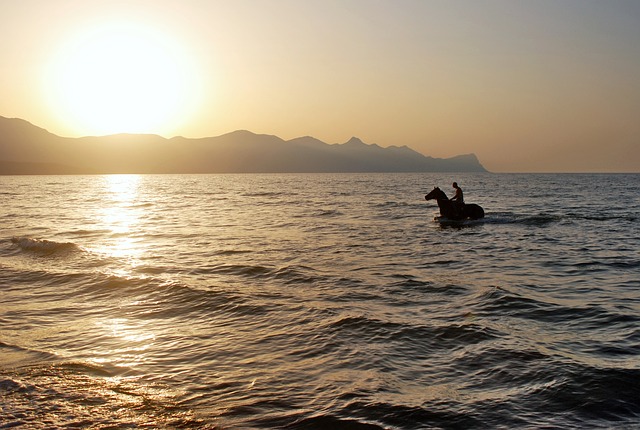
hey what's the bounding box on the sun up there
[46,21,201,136]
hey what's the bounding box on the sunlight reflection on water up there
[96,175,148,262]
[92,317,157,369]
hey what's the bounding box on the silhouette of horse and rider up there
[425,182,484,220]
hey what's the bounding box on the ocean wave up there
[9,236,82,256]
[291,207,344,218]
[243,191,286,198]
[63,228,113,238]
[190,263,273,278]
[315,208,344,217]
[531,363,640,424]
[212,249,254,256]
[188,263,324,286]
[374,200,412,209]
[69,271,277,322]
[472,287,640,327]
[341,400,483,429]
[578,214,638,222]
[485,211,638,226]
[0,341,60,368]
[0,363,205,429]
[326,315,499,351]
[385,277,469,297]
[519,214,564,225]
[480,212,562,226]
[282,414,384,429]
[0,377,29,394]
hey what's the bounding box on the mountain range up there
[0,116,487,174]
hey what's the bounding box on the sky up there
[1,0,639,172]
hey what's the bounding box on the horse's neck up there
[436,197,451,207]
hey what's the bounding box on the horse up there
[424,187,485,220]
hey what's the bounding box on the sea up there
[1,173,638,429]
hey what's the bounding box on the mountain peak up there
[345,137,365,146]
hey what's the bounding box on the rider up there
[450,182,464,217]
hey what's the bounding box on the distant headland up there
[0,116,487,174]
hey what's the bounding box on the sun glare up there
[46,21,201,136]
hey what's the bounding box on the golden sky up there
[1,0,639,172]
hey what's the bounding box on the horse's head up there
[425,187,447,201]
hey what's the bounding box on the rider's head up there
[452,182,458,188]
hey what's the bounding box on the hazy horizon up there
[1,0,639,173]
